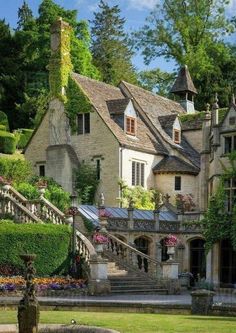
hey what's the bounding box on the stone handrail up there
[38,196,66,225]
[76,230,97,262]
[0,185,28,204]
[105,232,162,280]
[0,194,41,223]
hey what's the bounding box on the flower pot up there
[167,246,175,261]
[94,243,104,257]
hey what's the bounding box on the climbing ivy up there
[201,152,236,253]
[48,22,73,101]
[65,76,92,134]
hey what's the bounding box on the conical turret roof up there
[170,65,197,95]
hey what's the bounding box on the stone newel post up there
[88,193,111,295]
[18,254,40,333]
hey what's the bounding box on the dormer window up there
[126,116,136,136]
[174,129,180,144]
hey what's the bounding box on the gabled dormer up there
[173,117,181,144]
[219,100,236,155]
[158,114,181,145]
[106,98,137,136]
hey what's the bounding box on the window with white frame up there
[224,135,236,154]
[224,178,236,212]
[132,161,145,186]
[77,113,90,135]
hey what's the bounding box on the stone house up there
[25,19,201,209]
[24,19,236,287]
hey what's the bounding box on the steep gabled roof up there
[106,98,130,115]
[72,73,167,155]
[158,115,177,130]
[153,155,199,175]
[170,65,197,94]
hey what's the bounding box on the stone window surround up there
[223,133,236,154]
[224,178,236,212]
[77,113,90,135]
[175,176,181,191]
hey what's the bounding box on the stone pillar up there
[156,241,162,279]
[153,210,160,231]
[212,243,220,287]
[88,255,111,295]
[191,289,215,315]
[127,207,134,230]
[206,249,212,283]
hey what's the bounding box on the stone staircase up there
[106,254,168,294]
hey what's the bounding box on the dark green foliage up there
[75,162,99,204]
[0,222,71,276]
[133,0,236,109]
[65,77,92,133]
[0,111,9,130]
[15,128,33,149]
[201,153,236,252]
[0,131,16,154]
[0,158,32,183]
[138,68,175,96]
[90,0,137,85]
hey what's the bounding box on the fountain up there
[15,254,120,333]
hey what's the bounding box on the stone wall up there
[155,173,199,207]
[24,112,50,174]
[182,129,202,153]
[71,111,120,206]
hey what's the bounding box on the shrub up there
[75,162,99,204]
[0,158,32,183]
[15,182,39,200]
[15,129,34,149]
[45,185,71,212]
[0,124,6,131]
[0,131,16,154]
[0,222,72,276]
[0,111,9,130]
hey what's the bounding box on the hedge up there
[0,124,6,131]
[0,222,72,276]
[0,111,9,131]
[15,129,34,149]
[0,130,16,154]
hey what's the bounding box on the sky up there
[0,0,236,72]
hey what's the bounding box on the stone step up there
[111,288,168,294]
[110,281,159,287]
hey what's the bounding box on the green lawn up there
[0,311,236,333]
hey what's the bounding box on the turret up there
[170,65,197,114]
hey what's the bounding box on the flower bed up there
[0,276,87,296]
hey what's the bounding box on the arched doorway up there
[134,237,150,272]
[220,239,236,287]
[190,239,206,280]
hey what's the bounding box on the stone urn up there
[94,243,104,257]
[166,245,175,261]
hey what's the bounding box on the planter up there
[167,245,175,261]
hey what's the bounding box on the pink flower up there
[93,233,108,244]
[164,234,178,247]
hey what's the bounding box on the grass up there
[0,311,236,333]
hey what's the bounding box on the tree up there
[134,0,236,109]
[90,0,137,85]
[17,0,34,31]
[138,68,175,96]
